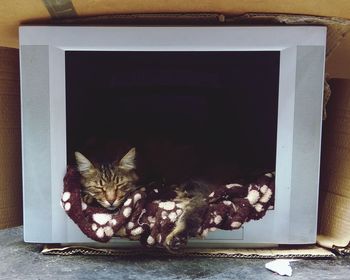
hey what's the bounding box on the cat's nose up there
[107,198,115,206]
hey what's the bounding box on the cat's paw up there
[163,218,188,253]
[164,234,187,253]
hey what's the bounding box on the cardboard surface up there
[2,1,350,48]
[72,0,350,19]
[327,33,350,79]
[318,79,350,249]
[0,1,49,48]
[0,47,22,229]
[0,1,349,255]
[42,244,335,258]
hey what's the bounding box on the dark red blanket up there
[61,167,275,250]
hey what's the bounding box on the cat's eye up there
[90,187,102,193]
[85,191,95,196]
[118,184,129,191]
[117,176,124,183]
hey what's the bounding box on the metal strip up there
[42,0,77,18]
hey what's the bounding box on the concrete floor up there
[0,227,349,280]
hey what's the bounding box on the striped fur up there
[75,148,138,210]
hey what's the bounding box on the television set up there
[19,26,326,247]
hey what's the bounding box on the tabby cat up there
[75,148,139,210]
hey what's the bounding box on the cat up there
[75,147,139,210]
[74,141,268,251]
[162,179,215,251]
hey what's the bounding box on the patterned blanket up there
[61,167,275,250]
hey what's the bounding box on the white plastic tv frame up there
[20,26,326,247]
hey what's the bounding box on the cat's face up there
[75,148,138,210]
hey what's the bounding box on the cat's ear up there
[118,147,136,171]
[75,152,97,178]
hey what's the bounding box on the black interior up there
[65,51,280,183]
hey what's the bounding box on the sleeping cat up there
[74,144,265,251]
[74,149,209,250]
[75,147,139,210]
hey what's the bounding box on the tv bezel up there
[19,26,326,246]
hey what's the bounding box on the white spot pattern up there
[147,235,155,245]
[64,202,71,211]
[214,215,222,225]
[133,193,142,203]
[81,201,87,211]
[255,203,264,212]
[168,212,177,222]
[226,183,242,189]
[92,213,112,225]
[260,185,268,193]
[62,192,71,202]
[260,188,273,203]
[124,198,132,206]
[131,227,143,236]
[96,227,104,238]
[127,222,135,229]
[161,211,168,219]
[247,190,260,205]
[231,221,242,229]
[92,223,97,231]
[104,226,114,237]
[160,201,175,210]
[123,207,132,218]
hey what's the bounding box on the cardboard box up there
[2,0,350,48]
[0,47,22,229]
[318,79,350,254]
[1,1,350,256]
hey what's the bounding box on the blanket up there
[61,167,275,250]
